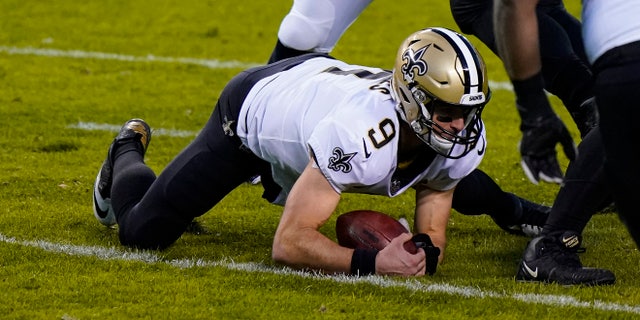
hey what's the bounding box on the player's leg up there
[113,56,326,249]
[452,169,549,236]
[515,128,616,285]
[592,41,640,248]
[450,0,497,55]
[112,71,266,250]
[542,127,612,234]
[92,119,153,227]
[537,4,597,137]
[268,0,372,63]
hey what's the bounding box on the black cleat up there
[516,230,616,286]
[92,119,151,227]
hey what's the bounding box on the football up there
[336,210,418,254]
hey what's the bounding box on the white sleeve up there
[308,117,394,193]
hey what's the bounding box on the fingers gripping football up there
[336,210,439,275]
[377,233,426,276]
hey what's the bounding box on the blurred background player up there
[492,0,640,285]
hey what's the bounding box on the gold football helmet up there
[391,27,490,159]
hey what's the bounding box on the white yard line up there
[0,45,260,69]
[1,233,638,315]
[67,121,199,138]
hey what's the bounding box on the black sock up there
[453,169,519,226]
[512,72,555,127]
[267,39,311,64]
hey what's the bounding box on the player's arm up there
[272,159,425,276]
[413,184,454,264]
[272,159,348,273]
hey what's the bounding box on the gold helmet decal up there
[400,45,429,83]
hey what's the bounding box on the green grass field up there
[1,0,639,319]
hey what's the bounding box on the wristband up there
[350,248,378,276]
[412,233,440,275]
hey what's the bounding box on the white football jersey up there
[237,57,486,204]
[583,0,640,63]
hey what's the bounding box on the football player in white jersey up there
[492,0,640,286]
[92,28,490,276]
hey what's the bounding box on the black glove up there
[519,115,577,185]
[569,97,599,138]
[411,233,440,276]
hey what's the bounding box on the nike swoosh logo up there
[562,235,579,248]
[477,135,486,156]
[93,188,110,219]
[362,138,372,159]
[93,174,111,219]
[522,261,538,278]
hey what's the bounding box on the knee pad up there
[277,0,372,53]
[277,2,335,52]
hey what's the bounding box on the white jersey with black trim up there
[237,57,486,205]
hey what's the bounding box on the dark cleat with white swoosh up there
[92,119,151,227]
[515,230,616,286]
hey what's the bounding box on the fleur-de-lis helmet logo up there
[401,45,429,83]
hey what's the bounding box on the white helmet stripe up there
[429,28,483,95]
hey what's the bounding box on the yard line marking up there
[488,79,513,91]
[68,121,199,138]
[0,45,260,69]
[1,232,638,315]
[0,45,514,91]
